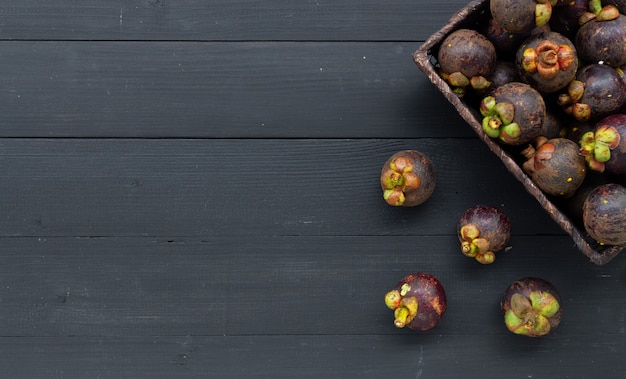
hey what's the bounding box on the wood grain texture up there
[0,1,460,41]
[0,334,623,378]
[0,0,624,377]
[0,138,562,237]
[0,235,623,338]
[0,41,472,138]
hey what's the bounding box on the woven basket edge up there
[411,0,623,264]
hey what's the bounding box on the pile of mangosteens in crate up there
[435,0,626,249]
[382,0,626,337]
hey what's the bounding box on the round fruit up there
[521,136,587,197]
[501,277,562,337]
[557,63,626,122]
[516,31,578,93]
[488,61,520,90]
[437,29,497,96]
[490,0,554,34]
[556,170,609,225]
[457,205,511,264]
[384,272,447,331]
[579,113,626,176]
[576,5,626,67]
[479,82,546,145]
[582,183,626,245]
[481,18,530,60]
[550,0,593,39]
[540,109,565,139]
[380,150,436,207]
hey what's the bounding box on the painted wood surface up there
[0,0,624,378]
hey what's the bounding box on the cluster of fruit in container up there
[381,0,626,337]
[437,0,626,249]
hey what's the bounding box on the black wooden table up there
[0,1,624,378]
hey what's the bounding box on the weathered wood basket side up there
[412,0,623,265]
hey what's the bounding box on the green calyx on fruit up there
[580,2,620,25]
[504,291,560,336]
[579,125,621,172]
[480,96,521,144]
[522,41,576,79]
[558,80,591,122]
[384,289,419,328]
[441,71,491,95]
[535,1,553,28]
[381,156,421,206]
[459,224,496,264]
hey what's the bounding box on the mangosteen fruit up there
[522,136,587,197]
[501,277,562,337]
[380,150,436,207]
[576,5,626,67]
[579,113,626,175]
[488,61,521,91]
[557,63,626,122]
[437,29,497,96]
[540,109,566,139]
[565,120,595,143]
[479,82,546,145]
[583,183,626,245]
[457,205,511,264]
[516,31,578,93]
[490,0,556,34]
[556,170,608,225]
[481,18,531,60]
[384,272,447,331]
[550,0,594,39]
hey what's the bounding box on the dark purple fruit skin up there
[522,137,587,197]
[501,277,562,337]
[550,0,591,39]
[576,14,626,67]
[488,61,521,91]
[386,273,447,331]
[565,120,594,143]
[490,0,539,34]
[595,114,626,176]
[437,29,497,80]
[556,170,607,224]
[457,205,511,253]
[493,82,546,145]
[577,64,626,120]
[515,31,578,93]
[540,110,565,139]
[481,18,530,60]
[380,150,436,207]
[583,183,626,245]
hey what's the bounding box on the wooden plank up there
[0,0,465,42]
[0,334,622,378]
[0,235,622,337]
[0,41,472,138]
[0,138,562,237]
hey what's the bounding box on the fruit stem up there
[588,0,602,14]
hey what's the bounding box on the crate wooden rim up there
[412,0,623,265]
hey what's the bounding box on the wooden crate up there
[413,0,623,265]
